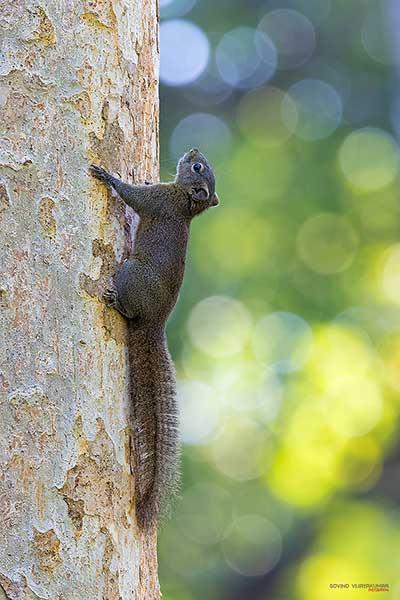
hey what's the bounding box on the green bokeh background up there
[158,1,400,598]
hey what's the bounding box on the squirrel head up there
[175,149,219,216]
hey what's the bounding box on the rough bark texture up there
[0,1,160,598]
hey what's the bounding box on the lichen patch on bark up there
[33,529,62,575]
[38,197,57,238]
[79,238,128,343]
[0,573,21,600]
[79,238,118,300]
[29,6,56,46]
[0,183,10,214]
[59,417,133,531]
[62,497,85,535]
[0,573,46,600]
[102,529,120,600]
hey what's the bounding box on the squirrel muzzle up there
[211,193,220,207]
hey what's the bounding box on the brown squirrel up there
[90,149,219,529]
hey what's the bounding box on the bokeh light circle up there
[338,128,400,193]
[222,515,282,576]
[170,112,232,162]
[258,9,315,70]
[194,209,273,280]
[214,361,282,420]
[183,64,233,107]
[296,553,367,600]
[382,244,400,304]
[260,0,331,27]
[215,27,277,89]
[211,419,266,481]
[187,296,252,358]
[297,213,358,274]
[257,370,283,422]
[321,376,382,437]
[178,483,232,544]
[378,331,400,391]
[303,58,351,104]
[282,79,343,141]
[289,0,331,25]
[338,436,381,489]
[310,324,374,382]
[252,311,313,373]
[361,6,397,66]
[160,0,197,19]
[178,380,219,444]
[160,20,209,86]
[390,94,400,140]
[238,86,297,147]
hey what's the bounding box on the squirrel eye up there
[192,162,204,173]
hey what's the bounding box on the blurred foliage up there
[158,0,400,598]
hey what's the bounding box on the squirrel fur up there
[90,149,219,529]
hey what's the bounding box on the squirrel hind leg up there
[103,287,121,309]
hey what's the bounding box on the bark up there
[0,1,160,598]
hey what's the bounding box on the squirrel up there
[89,149,219,529]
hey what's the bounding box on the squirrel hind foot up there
[103,288,119,308]
[103,287,131,318]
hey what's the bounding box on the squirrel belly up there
[128,324,179,529]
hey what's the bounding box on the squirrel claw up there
[90,164,110,183]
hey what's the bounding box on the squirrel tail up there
[127,321,180,530]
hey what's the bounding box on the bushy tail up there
[127,322,180,529]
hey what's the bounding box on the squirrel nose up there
[211,193,219,207]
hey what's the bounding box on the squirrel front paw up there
[90,165,112,185]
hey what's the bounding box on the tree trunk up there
[0,1,160,598]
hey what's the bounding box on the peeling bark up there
[0,0,160,598]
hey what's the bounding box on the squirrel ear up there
[191,187,209,201]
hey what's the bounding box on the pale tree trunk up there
[0,1,160,598]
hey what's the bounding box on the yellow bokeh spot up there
[211,418,266,481]
[187,295,252,358]
[294,503,400,600]
[382,243,400,304]
[337,437,381,489]
[338,127,400,193]
[268,445,337,507]
[378,332,400,391]
[237,86,297,147]
[297,213,358,274]
[321,375,382,438]
[307,324,374,388]
[267,405,344,507]
[296,554,373,600]
[194,210,272,279]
